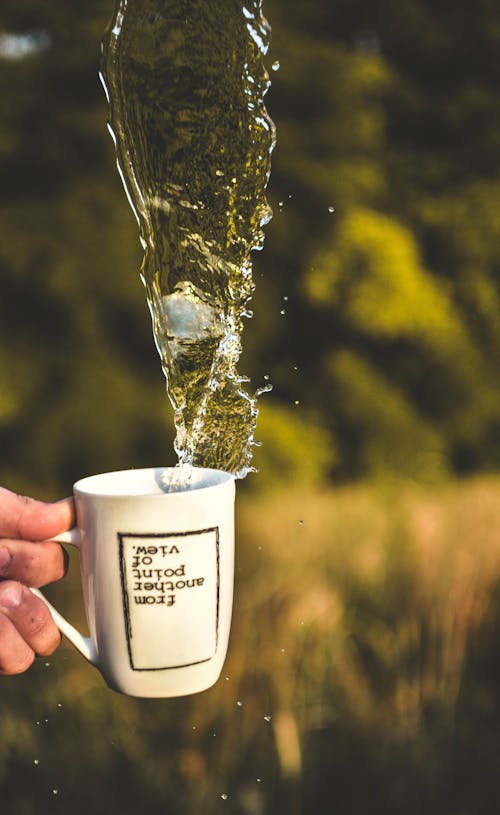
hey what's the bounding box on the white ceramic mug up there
[32,467,235,698]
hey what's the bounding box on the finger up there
[0,540,68,588]
[0,582,61,662]
[0,610,34,675]
[0,488,74,541]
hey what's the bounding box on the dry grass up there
[4,477,500,814]
[230,478,500,776]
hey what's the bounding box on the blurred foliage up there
[251,401,336,489]
[306,207,463,351]
[258,0,500,482]
[1,0,500,492]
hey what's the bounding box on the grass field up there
[3,477,500,814]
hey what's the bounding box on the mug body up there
[73,467,235,697]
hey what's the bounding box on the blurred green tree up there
[1,0,500,491]
[0,0,175,496]
[258,0,500,481]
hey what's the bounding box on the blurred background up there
[2,0,500,813]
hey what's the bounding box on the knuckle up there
[22,595,61,654]
[0,580,23,609]
[24,608,52,638]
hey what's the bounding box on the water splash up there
[100,0,275,476]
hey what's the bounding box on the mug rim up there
[73,466,235,498]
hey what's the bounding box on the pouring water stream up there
[100,0,275,479]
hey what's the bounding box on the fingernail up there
[0,547,11,572]
[62,547,70,576]
[0,583,24,609]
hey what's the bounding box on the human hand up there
[0,487,74,674]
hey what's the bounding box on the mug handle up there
[30,528,99,667]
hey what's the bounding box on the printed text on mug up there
[119,529,219,671]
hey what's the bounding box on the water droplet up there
[44,662,50,667]
[283,295,288,301]
[225,676,230,681]
[280,309,286,316]
[278,200,284,209]
[264,715,272,722]
[52,789,59,796]
[328,205,335,213]
[263,374,270,381]
[236,700,243,707]
[293,365,298,371]
[57,703,62,709]
[271,60,280,71]
[221,793,229,800]
[281,648,286,653]
[257,382,273,396]
[257,778,263,783]
[212,732,217,737]
[299,519,304,525]
[294,400,300,405]
[44,719,49,724]
[192,725,197,731]
[33,759,39,766]
[35,721,41,726]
